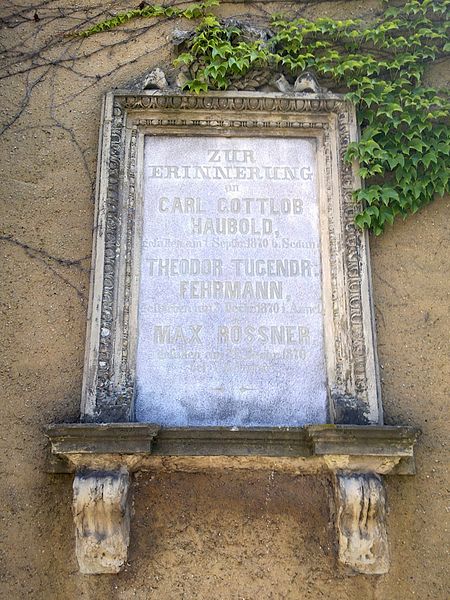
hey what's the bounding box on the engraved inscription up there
[135,136,327,426]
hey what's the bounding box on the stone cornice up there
[45,423,419,475]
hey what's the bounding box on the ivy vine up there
[76,0,449,235]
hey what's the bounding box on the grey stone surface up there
[335,472,389,574]
[73,469,130,574]
[135,136,327,426]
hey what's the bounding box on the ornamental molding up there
[84,89,379,425]
[120,91,345,114]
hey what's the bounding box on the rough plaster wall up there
[0,1,448,598]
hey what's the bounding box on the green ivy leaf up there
[76,0,450,234]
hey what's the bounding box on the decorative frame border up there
[81,90,381,426]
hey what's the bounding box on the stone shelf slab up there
[45,423,419,475]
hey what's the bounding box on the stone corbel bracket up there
[73,468,131,574]
[334,471,389,574]
[46,423,418,575]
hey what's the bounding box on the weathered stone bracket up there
[46,423,418,574]
[68,469,391,574]
[73,468,130,574]
[334,472,389,574]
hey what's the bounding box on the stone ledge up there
[46,422,160,454]
[45,423,419,475]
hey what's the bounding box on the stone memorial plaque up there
[48,92,410,578]
[135,135,327,426]
[80,92,380,430]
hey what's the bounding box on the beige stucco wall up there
[1,1,448,598]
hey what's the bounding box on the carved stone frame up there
[46,90,418,575]
[82,90,381,426]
